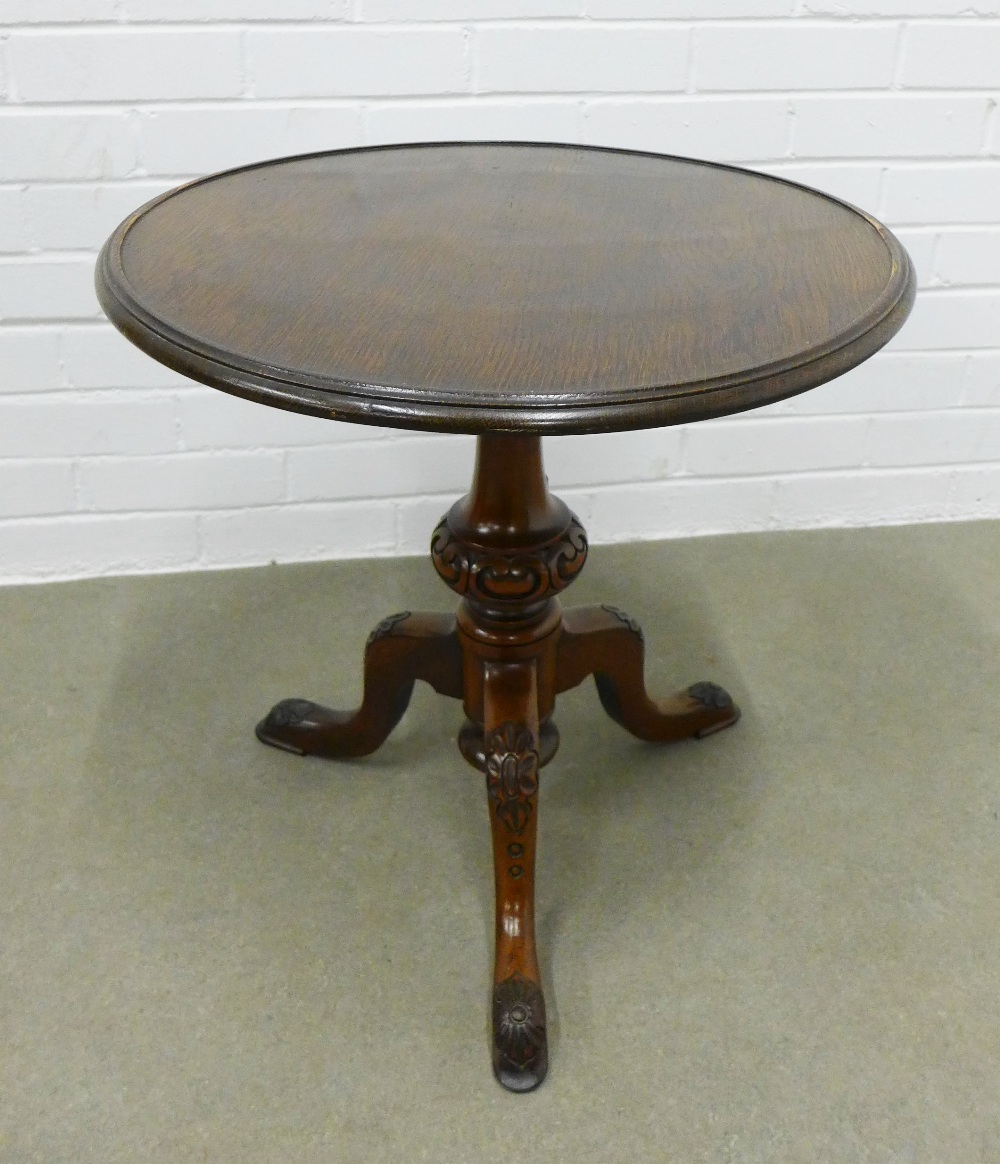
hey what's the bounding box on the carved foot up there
[492,971,548,1092]
[255,611,462,759]
[482,660,548,1092]
[557,605,740,743]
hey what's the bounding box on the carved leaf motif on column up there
[485,721,540,835]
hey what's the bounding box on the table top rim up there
[95,140,917,436]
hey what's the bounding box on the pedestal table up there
[97,142,915,1092]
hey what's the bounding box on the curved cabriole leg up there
[556,604,740,742]
[255,611,462,758]
[482,658,548,1093]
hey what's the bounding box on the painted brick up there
[0,3,998,583]
[78,451,285,512]
[792,95,989,158]
[0,326,64,393]
[887,290,1000,350]
[246,29,468,98]
[771,468,952,528]
[683,417,870,476]
[0,0,117,20]
[963,352,1000,405]
[882,164,1000,226]
[0,460,75,518]
[969,412,1000,461]
[902,22,1000,89]
[693,23,898,92]
[866,409,988,466]
[139,106,362,177]
[123,0,347,19]
[176,389,385,451]
[583,97,790,162]
[0,112,138,181]
[755,162,884,209]
[0,189,32,254]
[586,478,778,542]
[360,0,585,16]
[21,182,173,252]
[802,0,1000,13]
[287,436,475,502]
[777,352,967,415]
[0,394,176,458]
[365,98,583,146]
[585,0,795,14]
[545,430,682,488]
[8,30,244,104]
[198,501,396,566]
[0,256,100,323]
[59,325,189,390]
[948,464,1000,516]
[475,26,689,94]
[0,513,199,582]
[891,229,938,287]
[935,229,1000,287]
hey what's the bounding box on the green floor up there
[3,524,999,1162]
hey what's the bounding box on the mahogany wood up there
[255,611,462,757]
[94,142,917,1093]
[96,142,915,436]
[482,659,546,1092]
[253,434,741,1088]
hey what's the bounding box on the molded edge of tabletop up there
[94,142,918,437]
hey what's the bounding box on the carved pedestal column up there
[256,431,739,1094]
[431,433,586,1091]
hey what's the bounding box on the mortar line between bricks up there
[889,20,908,91]
[3,90,998,114]
[5,14,999,30]
[980,98,999,156]
[9,90,1000,108]
[683,25,696,95]
[5,16,917,30]
[6,161,1000,192]
[583,465,997,490]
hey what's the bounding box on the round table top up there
[97,142,915,436]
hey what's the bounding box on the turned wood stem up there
[449,435,570,550]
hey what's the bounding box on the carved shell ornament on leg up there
[365,610,411,646]
[485,722,540,835]
[600,603,643,639]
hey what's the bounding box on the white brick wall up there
[0,2,998,584]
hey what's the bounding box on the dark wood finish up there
[558,605,740,741]
[250,434,739,1091]
[96,142,915,435]
[255,611,462,757]
[95,142,916,1093]
[482,660,546,1092]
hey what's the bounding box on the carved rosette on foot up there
[493,972,547,1092]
